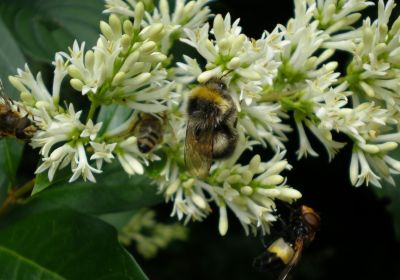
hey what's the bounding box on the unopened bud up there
[100,21,114,40]
[70,79,84,91]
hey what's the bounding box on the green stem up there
[87,102,98,122]
[0,178,35,217]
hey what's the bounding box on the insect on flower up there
[185,77,238,178]
[0,80,36,140]
[135,112,165,154]
[253,204,320,280]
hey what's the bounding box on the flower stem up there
[0,178,35,217]
[87,102,98,122]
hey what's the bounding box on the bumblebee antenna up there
[220,70,234,79]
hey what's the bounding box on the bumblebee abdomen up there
[212,123,238,159]
[136,118,162,153]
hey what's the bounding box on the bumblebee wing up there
[278,239,304,280]
[0,83,12,111]
[184,118,214,178]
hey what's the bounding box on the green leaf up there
[97,104,133,135]
[0,139,24,187]
[29,164,162,215]
[32,167,72,196]
[0,176,8,208]
[374,185,400,241]
[0,0,104,63]
[0,208,148,279]
[0,17,25,99]
[99,210,139,231]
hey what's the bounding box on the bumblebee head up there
[204,77,227,93]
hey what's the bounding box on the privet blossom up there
[7,0,400,235]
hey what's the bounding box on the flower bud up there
[133,2,144,30]
[192,193,207,209]
[278,188,302,200]
[36,101,51,110]
[68,65,84,80]
[216,169,230,182]
[128,72,151,86]
[325,61,338,72]
[377,142,398,153]
[218,205,228,236]
[350,153,359,186]
[112,72,126,86]
[166,180,180,196]
[100,21,114,41]
[240,186,253,196]
[213,14,225,41]
[241,170,253,185]
[84,50,95,70]
[360,81,374,97]
[249,155,261,173]
[218,38,231,55]
[159,0,169,16]
[109,14,121,36]
[8,76,27,92]
[256,188,280,197]
[20,91,35,105]
[70,79,84,91]
[183,1,196,15]
[360,144,379,154]
[260,175,284,186]
[198,67,222,83]
[267,161,288,176]
[227,174,242,184]
[230,34,246,55]
[227,57,241,69]
[120,51,140,72]
[123,20,134,35]
[140,41,157,54]
[182,178,195,189]
[121,34,131,53]
[236,68,261,80]
[140,23,164,41]
[149,52,167,63]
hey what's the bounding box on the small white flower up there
[80,119,102,141]
[70,143,102,183]
[116,137,144,175]
[90,142,117,169]
[30,104,85,157]
[35,144,75,182]
[349,148,381,187]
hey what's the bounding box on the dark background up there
[136,1,400,279]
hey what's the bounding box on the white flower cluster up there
[157,135,301,235]
[8,0,209,183]
[6,0,400,236]
[118,208,188,259]
[104,0,211,53]
[275,0,400,187]
[179,0,400,189]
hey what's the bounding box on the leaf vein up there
[0,245,66,280]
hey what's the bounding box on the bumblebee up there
[135,113,164,153]
[253,205,320,280]
[185,78,238,177]
[0,81,36,140]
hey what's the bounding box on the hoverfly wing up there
[184,118,214,178]
[278,238,304,280]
